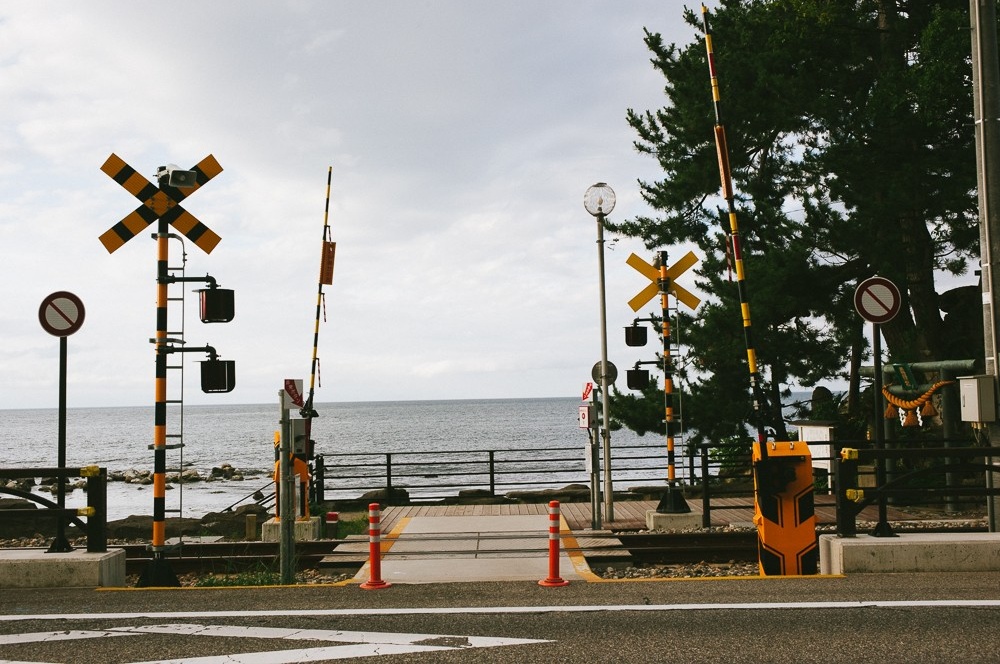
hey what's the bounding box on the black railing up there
[286,437,997,535]
[0,466,108,552]
[834,444,998,536]
[316,443,676,501]
[314,442,818,518]
[693,437,994,531]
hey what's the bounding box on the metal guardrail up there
[234,437,996,536]
[0,466,108,552]
[314,443,675,502]
[834,445,998,536]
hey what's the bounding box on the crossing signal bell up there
[158,165,199,189]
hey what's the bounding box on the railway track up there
[120,531,761,574]
[120,540,340,575]
[615,531,758,564]
[117,524,988,575]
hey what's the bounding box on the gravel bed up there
[600,513,990,580]
[601,561,761,579]
[164,568,354,587]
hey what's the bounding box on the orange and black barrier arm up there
[700,4,771,450]
[701,4,817,574]
[302,167,335,425]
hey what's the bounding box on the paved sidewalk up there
[340,498,927,585]
[350,513,594,585]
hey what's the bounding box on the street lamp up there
[585,182,616,523]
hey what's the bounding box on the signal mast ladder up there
[159,233,190,525]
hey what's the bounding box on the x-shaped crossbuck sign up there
[98,153,223,254]
[627,250,701,312]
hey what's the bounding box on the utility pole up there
[970,0,1000,530]
[279,394,296,584]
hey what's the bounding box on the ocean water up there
[1,398,669,521]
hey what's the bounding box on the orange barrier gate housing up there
[752,441,819,575]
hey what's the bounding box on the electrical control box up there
[290,418,309,455]
[959,375,997,422]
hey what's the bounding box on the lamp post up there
[585,182,616,523]
[971,0,1000,531]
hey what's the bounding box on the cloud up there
[0,1,712,409]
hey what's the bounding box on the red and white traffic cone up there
[538,500,570,587]
[360,503,391,590]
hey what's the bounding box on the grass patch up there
[334,512,369,537]
[193,563,281,587]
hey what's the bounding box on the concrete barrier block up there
[645,510,704,531]
[261,516,322,543]
[0,549,125,588]
[820,533,1000,574]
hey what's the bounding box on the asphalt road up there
[2,572,999,663]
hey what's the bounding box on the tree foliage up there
[609,0,980,447]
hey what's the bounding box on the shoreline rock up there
[2,464,269,498]
[0,497,270,540]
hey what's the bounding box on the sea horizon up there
[0,394,580,413]
[2,397,652,520]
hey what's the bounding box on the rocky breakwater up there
[1,462,267,495]
[0,496,270,542]
[0,463,272,540]
[107,462,262,487]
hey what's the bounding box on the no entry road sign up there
[854,276,902,324]
[38,291,85,337]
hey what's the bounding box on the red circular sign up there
[38,291,86,337]
[854,277,901,324]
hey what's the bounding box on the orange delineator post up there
[538,500,570,587]
[360,502,391,590]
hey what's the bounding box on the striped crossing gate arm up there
[700,5,818,575]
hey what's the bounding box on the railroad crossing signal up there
[98,153,223,254]
[626,251,701,312]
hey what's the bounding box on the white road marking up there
[0,623,549,664]
[0,629,134,644]
[128,643,456,663]
[3,602,1000,664]
[4,599,1000,623]
[109,623,542,648]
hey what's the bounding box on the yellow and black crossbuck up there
[98,153,223,254]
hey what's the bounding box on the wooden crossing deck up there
[377,496,916,533]
[324,498,924,568]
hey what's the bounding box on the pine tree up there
[610,1,979,447]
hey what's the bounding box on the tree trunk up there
[898,212,944,360]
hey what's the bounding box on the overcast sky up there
[1,1,718,410]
